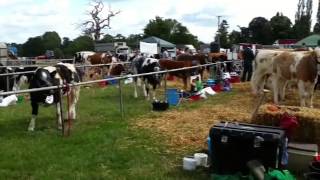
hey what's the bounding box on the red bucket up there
[190,94,201,101]
[98,81,107,87]
[230,76,240,83]
[212,84,222,92]
[167,75,175,81]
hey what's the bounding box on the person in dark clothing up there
[241,47,255,82]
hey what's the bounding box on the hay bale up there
[253,104,320,144]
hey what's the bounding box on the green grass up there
[0,84,237,179]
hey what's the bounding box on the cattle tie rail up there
[0,61,231,135]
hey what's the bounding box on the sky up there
[0,0,319,44]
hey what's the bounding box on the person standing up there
[161,47,170,59]
[241,46,255,82]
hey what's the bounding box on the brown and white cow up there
[251,48,320,107]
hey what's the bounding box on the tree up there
[229,30,242,45]
[270,12,293,39]
[99,34,114,43]
[22,36,45,57]
[114,34,126,41]
[126,34,144,48]
[63,36,94,57]
[53,48,64,58]
[216,20,230,48]
[248,17,273,44]
[62,37,71,49]
[314,0,320,33]
[293,0,313,39]
[42,31,61,50]
[144,16,199,46]
[81,0,120,41]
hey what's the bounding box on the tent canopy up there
[141,36,175,48]
[295,34,320,47]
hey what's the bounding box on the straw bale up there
[253,104,320,144]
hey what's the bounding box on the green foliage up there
[314,0,320,33]
[314,23,320,34]
[144,16,199,46]
[270,12,292,39]
[217,20,231,48]
[21,36,45,57]
[99,34,115,43]
[53,48,64,58]
[249,17,273,44]
[42,31,61,50]
[228,30,242,45]
[126,34,144,48]
[63,36,94,56]
[293,0,312,39]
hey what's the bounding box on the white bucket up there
[183,157,197,171]
[194,153,208,167]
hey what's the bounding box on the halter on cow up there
[28,63,80,131]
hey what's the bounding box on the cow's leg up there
[306,82,315,108]
[68,87,80,120]
[28,101,38,131]
[133,78,138,98]
[152,84,157,100]
[278,79,287,103]
[272,76,280,104]
[56,102,63,130]
[298,80,306,107]
[142,80,148,99]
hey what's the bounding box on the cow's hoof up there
[28,127,34,131]
[58,125,63,130]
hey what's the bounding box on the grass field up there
[0,83,236,179]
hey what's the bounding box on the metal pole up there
[58,87,65,137]
[118,78,124,120]
[164,71,168,101]
[6,68,9,91]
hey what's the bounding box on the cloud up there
[0,0,319,44]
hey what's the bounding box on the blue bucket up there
[104,75,118,85]
[207,79,215,86]
[166,88,180,106]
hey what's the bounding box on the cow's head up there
[32,68,55,96]
[74,52,83,63]
[143,58,162,84]
[314,47,320,63]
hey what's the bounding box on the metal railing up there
[0,61,229,96]
[0,61,234,135]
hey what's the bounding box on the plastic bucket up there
[207,79,215,87]
[104,75,118,85]
[166,89,180,106]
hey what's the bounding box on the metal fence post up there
[164,71,168,101]
[118,78,124,120]
[6,68,9,91]
[57,86,65,137]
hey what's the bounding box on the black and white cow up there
[74,51,95,64]
[131,57,162,100]
[0,64,37,93]
[28,63,80,131]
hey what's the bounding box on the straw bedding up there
[133,83,320,152]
